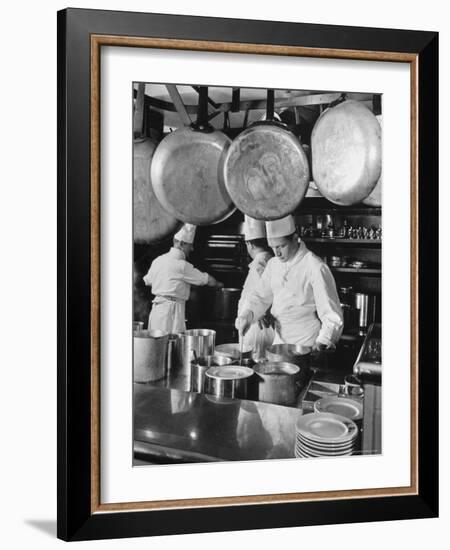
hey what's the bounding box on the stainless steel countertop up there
[134,384,302,464]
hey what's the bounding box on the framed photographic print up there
[57,8,438,541]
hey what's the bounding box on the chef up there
[235,215,343,351]
[143,223,223,333]
[237,216,275,359]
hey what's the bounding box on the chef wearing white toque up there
[143,223,223,333]
[237,216,275,359]
[236,215,343,351]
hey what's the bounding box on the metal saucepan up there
[151,86,236,225]
[223,89,310,220]
[311,99,381,205]
[205,366,254,399]
[265,343,311,369]
[190,355,233,394]
[253,361,300,406]
[215,343,253,361]
[133,83,181,243]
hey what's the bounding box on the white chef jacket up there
[143,247,209,333]
[238,251,275,358]
[240,241,343,347]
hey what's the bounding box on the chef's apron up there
[148,296,186,333]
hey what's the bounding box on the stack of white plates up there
[295,412,359,458]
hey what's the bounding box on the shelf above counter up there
[303,238,381,246]
[331,267,381,275]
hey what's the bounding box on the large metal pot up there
[151,86,235,225]
[190,355,233,394]
[253,361,300,406]
[205,366,254,399]
[133,329,169,382]
[224,90,309,220]
[311,100,381,205]
[211,288,241,320]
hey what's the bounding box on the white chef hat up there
[174,223,196,244]
[266,215,296,239]
[243,215,266,240]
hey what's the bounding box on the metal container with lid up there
[190,355,233,394]
[205,366,254,399]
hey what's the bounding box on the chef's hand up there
[235,310,254,336]
[312,341,335,353]
[207,275,224,288]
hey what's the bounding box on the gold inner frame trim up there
[90,35,419,514]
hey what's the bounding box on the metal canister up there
[174,329,216,379]
[133,329,169,383]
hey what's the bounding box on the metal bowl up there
[215,343,253,361]
[266,343,311,365]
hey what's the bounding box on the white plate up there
[297,437,356,454]
[297,435,356,451]
[296,444,354,458]
[296,412,358,443]
[314,397,363,420]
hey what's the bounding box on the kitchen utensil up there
[354,293,377,334]
[223,89,310,220]
[133,83,181,243]
[311,100,381,205]
[133,329,169,383]
[253,361,301,406]
[190,355,233,393]
[133,321,144,332]
[205,366,254,399]
[215,343,253,361]
[151,86,235,225]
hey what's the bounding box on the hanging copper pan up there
[223,90,310,220]
[311,99,381,205]
[133,83,181,244]
[151,87,235,225]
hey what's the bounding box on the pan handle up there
[192,86,213,133]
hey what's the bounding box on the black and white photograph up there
[132,82,382,466]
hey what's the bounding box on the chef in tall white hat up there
[143,223,223,333]
[236,215,343,350]
[237,216,275,359]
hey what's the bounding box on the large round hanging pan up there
[223,90,310,220]
[311,99,381,205]
[133,84,181,243]
[151,87,236,225]
[363,114,382,207]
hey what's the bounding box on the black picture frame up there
[57,7,438,541]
